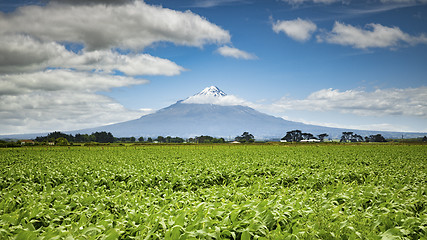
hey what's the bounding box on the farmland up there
[1,144,426,239]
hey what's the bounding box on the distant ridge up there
[1,86,426,140]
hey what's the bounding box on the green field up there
[1,144,426,239]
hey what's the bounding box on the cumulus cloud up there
[50,0,133,5]
[0,91,146,134]
[0,34,185,75]
[273,87,427,118]
[0,69,150,134]
[0,1,230,51]
[272,18,317,42]
[317,21,427,49]
[216,46,257,60]
[0,69,147,96]
[0,1,235,134]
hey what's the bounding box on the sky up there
[0,0,426,135]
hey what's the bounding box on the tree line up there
[281,130,388,143]
[30,131,255,145]
[7,130,425,147]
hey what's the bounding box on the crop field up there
[0,144,426,239]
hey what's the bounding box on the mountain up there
[2,86,426,140]
[66,86,424,140]
[193,86,226,97]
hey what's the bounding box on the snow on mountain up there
[196,86,227,97]
[183,86,248,106]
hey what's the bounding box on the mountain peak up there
[196,86,227,97]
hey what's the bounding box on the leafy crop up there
[0,144,426,239]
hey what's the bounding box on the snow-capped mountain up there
[3,86,425,140]
[194,86,227,97]
[182,86,246,106]
[61,86,421,139]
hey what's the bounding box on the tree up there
[169,137,184,143]
[281,130,302,142]
[130,137,136,142]
[36,131,74,143]
[235,132,254,143]
[340,132,363,142]
[318,133,328,142]
[352,134,363,142]
[195,135,214,143]
[423,136,427,142]
[155,136,165,143]
[340,132,353,142]
[302,133,315,140]
[55,137,69,146]
[92,131,115,143]
[138,137,144,142]
[366,134,386,142]
[147,137,153,143]
[75,133,93,142]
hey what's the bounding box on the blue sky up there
[0,0,426,135]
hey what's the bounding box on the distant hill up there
[1,86,426,140]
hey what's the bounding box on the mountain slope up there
[69,101,419,139]
[70,101,311,139]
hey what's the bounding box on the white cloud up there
[183,94,251,106]
[317,21,427,49]
[190,0,247,8]
[273,87,427,118]
[0,1,230,51]
[51,0,133,5]
[0,1,235,134]
[216,46,257,60]
[0,91,145,134]
[0,34,185,76]
[0,69,147,96]
[282,0,346,5]
[281,116,417,132]
[0,69,150,134]
[272,18,317,42]
[65,51,186,76]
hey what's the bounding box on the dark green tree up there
[341,132,364,142]
[282,130,303,142]
[36,131,74,142]
[366,134,387,142]
[318,133,329,142]
[55,137,69,146]
[235,132,254,143]
[302,133,315,140]
[340,132,353,142]
[156,136,165,143]
[92,132,115,143]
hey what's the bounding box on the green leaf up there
[102,228,120,240]
[241,230,251,240]
[15,230,37,240]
